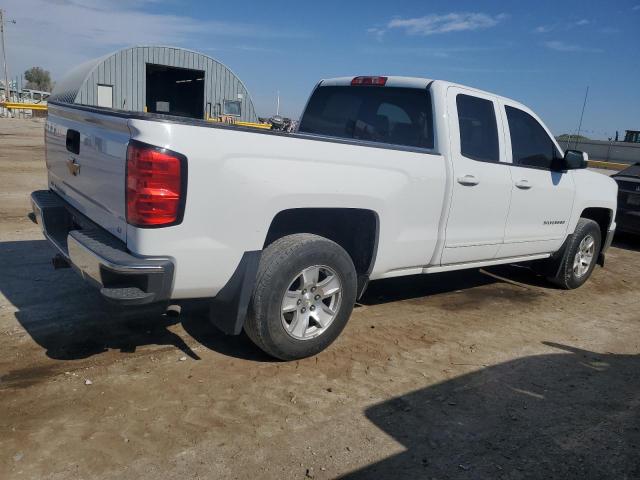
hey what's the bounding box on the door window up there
[456,94,499,162]
[506,106,561,169]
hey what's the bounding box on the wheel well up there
[580,208,612,241]
[264,208,379,277]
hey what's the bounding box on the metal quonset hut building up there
[50,46,258,122]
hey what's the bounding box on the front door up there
[498,102,574,257]
[441,87,512,264]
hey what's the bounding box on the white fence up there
[558,138,640,164]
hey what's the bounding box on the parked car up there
[31,75,618,360]
[612,162,640,235]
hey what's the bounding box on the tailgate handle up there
[66,129,80,155]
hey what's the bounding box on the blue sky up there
[4,0,639,138]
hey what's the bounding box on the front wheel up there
[547,218,601,289]
[244,234,357,360]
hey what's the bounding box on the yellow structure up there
[206,115,272,130]
[0,103,272,131]
[1,102,48,111]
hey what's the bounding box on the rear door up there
[497,101,574,257]
[46,103,130,241]
[442,87,512,264]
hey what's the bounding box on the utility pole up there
[0,9,10,102]
[276,90,280,116]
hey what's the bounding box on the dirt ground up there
[1,118,639,480]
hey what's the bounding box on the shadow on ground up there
[613,232,640,252]
[0,239,270,362]
[341,343,640,479]
[359,263,553,307]
[2,238,554,364]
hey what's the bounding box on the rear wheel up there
[244,234,357,360]
[547,218,601,289]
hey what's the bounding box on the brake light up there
[126,141,186,227]
[351,76,388,86]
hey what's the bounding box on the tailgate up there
[46,103,130,242]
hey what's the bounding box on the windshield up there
[298,86,434,149]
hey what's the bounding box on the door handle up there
[457,175,479,186]
[515,179,532,190]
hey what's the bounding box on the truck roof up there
[319,75,527,110]
[320,76,434,89]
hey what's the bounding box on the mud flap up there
[209,251,261,335]
[536,234,573,279]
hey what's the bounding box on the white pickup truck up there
[32,75,617,359]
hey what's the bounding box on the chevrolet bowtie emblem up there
[67,158,81,176]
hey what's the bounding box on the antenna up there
[574,86,589,149]
[276,90,280,116]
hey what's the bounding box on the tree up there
[24,67,52,92]
[556,133,591,142]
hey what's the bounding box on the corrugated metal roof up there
[49,46,258,122]
[49,52,111,103]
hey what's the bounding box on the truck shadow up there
[360,263,553,307]
[0,239,557,363]
[612,232,640,252]
[341,343,640,479]
[0,239,271,362]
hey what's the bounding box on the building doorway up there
[145,64,205,119]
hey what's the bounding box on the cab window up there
[456,94,499,162]
[506,106,561,169]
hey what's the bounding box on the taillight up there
[351,76,388,86]
[126,141,186,227]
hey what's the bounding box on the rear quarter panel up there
[127,120,448,298]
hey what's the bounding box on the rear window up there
[298,86,434,149]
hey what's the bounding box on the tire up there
[547,218,601,289]
[244,233,357,360]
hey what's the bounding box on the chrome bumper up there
[31,190,174,305]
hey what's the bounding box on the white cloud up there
[1,0,305,81]
[534,25,553,33]
[370,12,507,38]
[633,5,640,11]
[543,41,603,53]
[359,44,510,59]
[367,27,387,42]
[534,18,590,34]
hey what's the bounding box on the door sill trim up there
[423,253,551,274]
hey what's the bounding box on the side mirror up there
[563,149,588,170]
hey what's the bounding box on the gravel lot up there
[1,118,639,480]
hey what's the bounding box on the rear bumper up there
[31,190,174,305]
